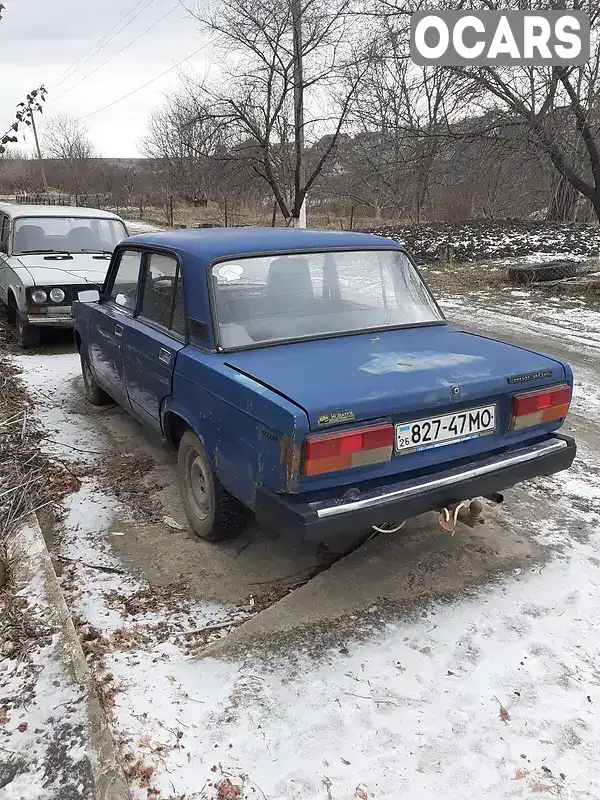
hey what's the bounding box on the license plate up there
[395,404,496,454]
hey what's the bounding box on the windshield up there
[212,249,443,349]
[12,216,127,255]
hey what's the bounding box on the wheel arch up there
[6,289,17,323]
[163,409,195,450]
[7,286,25,311]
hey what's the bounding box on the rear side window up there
[139,253,185,336]
[106,250,142,311]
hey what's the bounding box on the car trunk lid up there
[224,325,566,430]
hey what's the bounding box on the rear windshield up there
[12,216,128,255]
[212,249,443,349]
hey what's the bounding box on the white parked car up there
[0,204,129,348]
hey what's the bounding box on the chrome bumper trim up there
[310,438,568,519]
[27,315,73,326]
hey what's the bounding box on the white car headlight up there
[31,289,47,304]
[49,288,66,303]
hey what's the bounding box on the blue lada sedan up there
[72,228,576,541]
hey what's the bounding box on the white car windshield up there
[12,216,127,255]
[212,249,443,349]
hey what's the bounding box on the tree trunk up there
[546,173,580,222]
[593,195,600,228]
[569,193,581,224]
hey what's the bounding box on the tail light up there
[510,384,571,431]
[302,423,393,476]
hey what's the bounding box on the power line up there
[54,0,158,88]
[54,0,150,85]
[82,45,206,119]
[49,3,180,104]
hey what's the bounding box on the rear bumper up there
[254,434,576,539]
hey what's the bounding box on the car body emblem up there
[451,385,460,396]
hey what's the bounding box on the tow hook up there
[438,499,485,533]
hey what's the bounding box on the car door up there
[121,251,187,434]
[88,248,143,409]
[0,214,10,303]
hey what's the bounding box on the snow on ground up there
[13,352,257,796]
[440,295,600,419]
[124,220,165,235]
[12,288,600,800]
[16,353,105,464]
[371,220,600,264]
[0,524,93,800]
[496,252,591,265]
[94,440,600,800]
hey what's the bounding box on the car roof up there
[126,227,405,262]
[0,203,124,221]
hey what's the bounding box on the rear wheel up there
[178,430,248,542]
[80,354,111,406]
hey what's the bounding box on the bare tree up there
[0,149,39,194]
[407,0,600,224]
[141,96,226,206]
[336,9,476,222]
[40,113,96,195]
[181,0,372,226]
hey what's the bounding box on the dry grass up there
[126,202,389,232]
[0,352,79,653]
[422,258,508,296]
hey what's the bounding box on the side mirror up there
[77,289,100,304]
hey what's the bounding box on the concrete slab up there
[197,491,552,661]
[1,515,131,800]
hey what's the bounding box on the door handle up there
[159,347,172,365]
[114,323,123,337]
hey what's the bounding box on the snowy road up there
[12,291,600,800]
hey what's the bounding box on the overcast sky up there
[1,0,211,157]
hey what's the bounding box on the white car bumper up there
[27,306,73,327]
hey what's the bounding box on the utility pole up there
[29,109,48,194]
[291,0,306,228]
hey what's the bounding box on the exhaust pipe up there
[484,492,504,504]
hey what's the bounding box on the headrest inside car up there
[14,224,46,252]
[267,256,313,299]
[66,226,96,250]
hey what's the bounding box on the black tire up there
[178,430,248,542]
[80,354,111,406]
[16,312,41,349]
[6,296,16,327]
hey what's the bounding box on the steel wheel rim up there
[187,450,211,522]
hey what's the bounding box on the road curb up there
[25,513,133,800]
